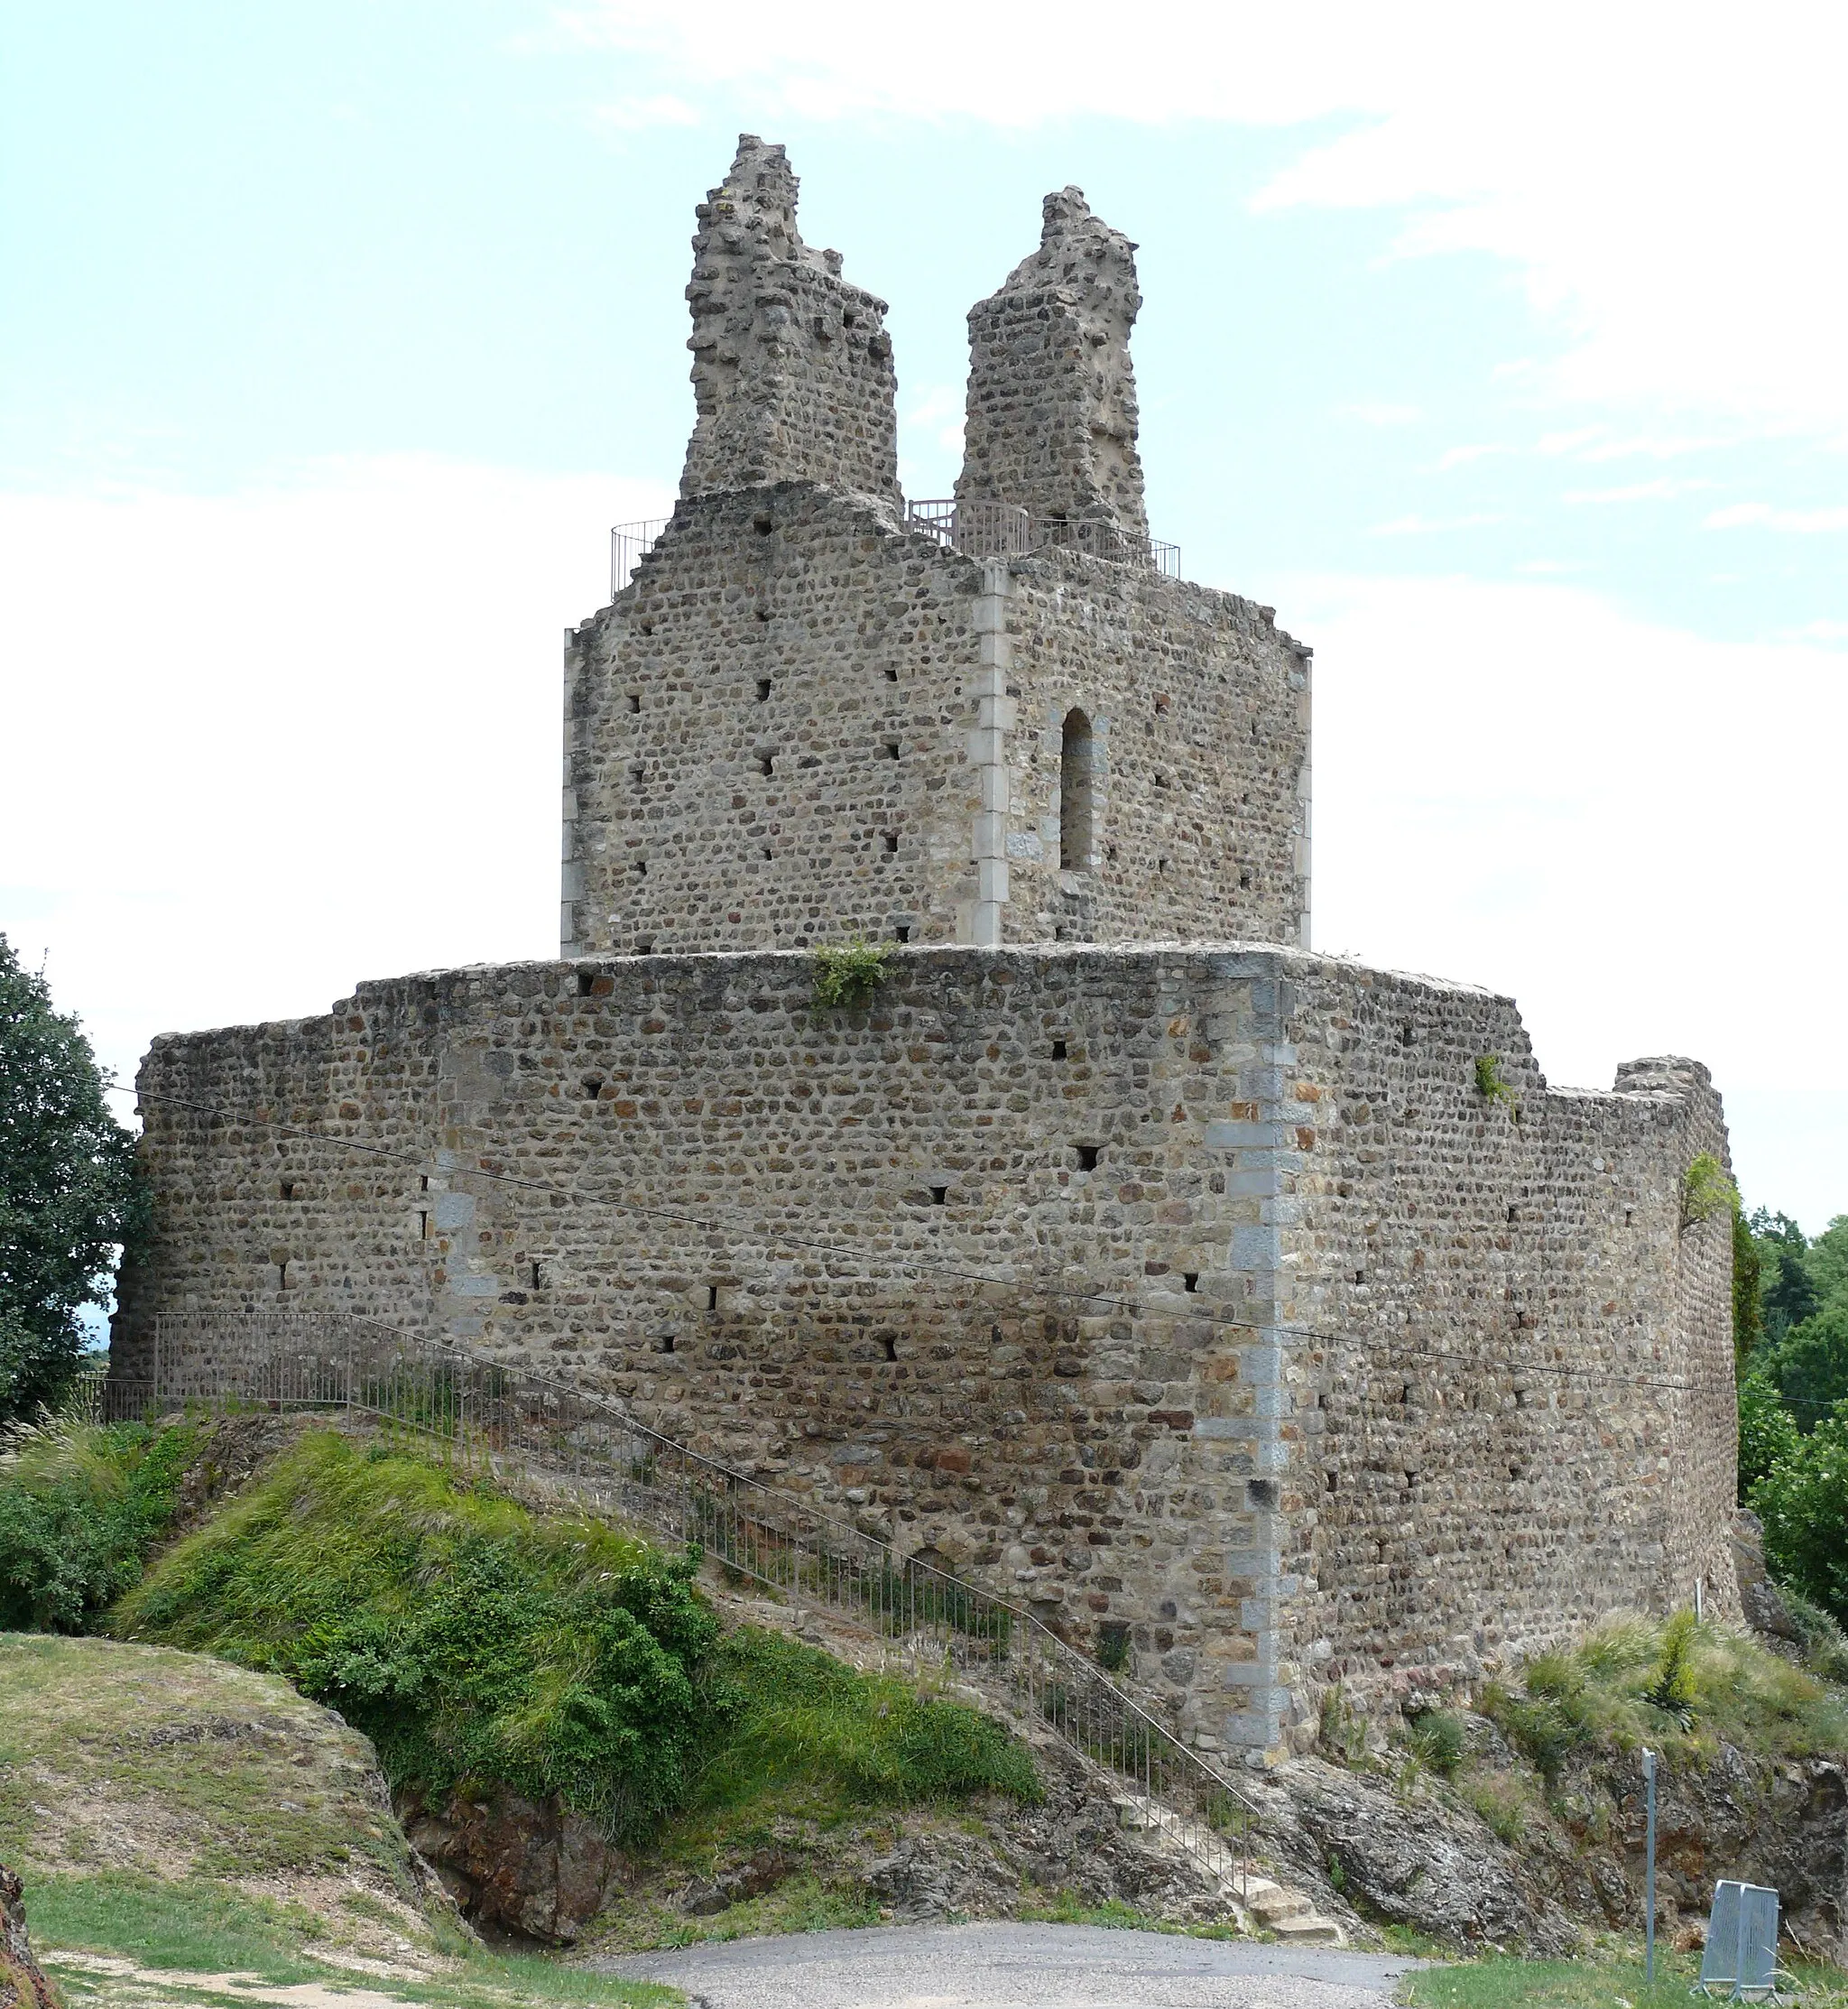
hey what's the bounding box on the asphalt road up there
[593,1922,1426,2009]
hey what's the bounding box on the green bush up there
[114,1431,1040,1842]
[116,1431,721,1840]
[0,1412,195,1631]
[1679,1153,1735,1233]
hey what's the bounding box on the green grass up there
[26,1870,330,1982]
[1400,1949,1848,2009]
[0,1632,418,1892]
[0,1414,199,1632]
[1483,1608,1848,1782]
[28,1870,679,2007]
[691,1625,1041,1818]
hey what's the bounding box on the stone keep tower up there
[560,136,1313,960]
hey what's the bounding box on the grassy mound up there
[0,1633,430,1962]
[111,1430,1039,1843]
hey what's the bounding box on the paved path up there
[593,1922,1426,2009]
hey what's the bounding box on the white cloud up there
[1366,512,1504,536]
[1436,443,1508,469]
[593,92,702,131]
[1563,477,1717,505]
[563,1,1848,437]
[1705,500,1848,532]
[1289,568,1846,1222]
[1344,403,1425,429]
[0,457,673,1097]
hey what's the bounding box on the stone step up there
[1270,1912,1347,1945]
[1248,1885,1314,1922]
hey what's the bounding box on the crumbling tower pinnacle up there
[955,186,1148,542]
[679,134,900,508]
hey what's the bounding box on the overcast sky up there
[3,0,1844,1231]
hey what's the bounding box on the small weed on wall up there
[811,937,892,1012]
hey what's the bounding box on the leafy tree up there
[1809,1216,1848,1310]
[1759,1304,1848,1434]
[1755,1402,1848,1628]
[1752,1208,1821,1345]
[0,936,144,1422]
[1738,1368,1800,1501]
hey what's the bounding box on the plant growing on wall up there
[812,937,892,1012]
[1474,1053,1519,1111]
[1680,1152,1736,1235]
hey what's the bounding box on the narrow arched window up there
[1059,708,1095,872]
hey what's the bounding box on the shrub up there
[811,937,892,1011]
[1464,1770,1529,1845]
[1474,1055,1518,1110]
[1680,1152,1736,1233]
[0,1410,196,1631]
[1641,1609,1698,1727]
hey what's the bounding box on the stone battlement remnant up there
[680,135,899,506]
[118,136,1740,1766]
[956,186,1150,545]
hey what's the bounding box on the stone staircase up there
[1113,1797,1345,1945]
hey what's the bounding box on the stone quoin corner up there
[114,135,1740,1766]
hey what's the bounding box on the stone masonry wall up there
[1269,969,1740,1745]
[118,944,1732,1764]
[956,187,1150,542]
[679,136,899,507]
[562,489,1310,958]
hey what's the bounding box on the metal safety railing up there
[93,1310,1259,1896]
[610,516,671,598]
[906,499,1180,578]
[612,504,1180,599]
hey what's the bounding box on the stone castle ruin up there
[116,138,1739,1764]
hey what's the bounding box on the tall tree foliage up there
[0,937,143,1421]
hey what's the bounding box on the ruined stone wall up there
[118,944,1733,1764]
[957,188,1149,541]
[564,495,1310,958]
[680,136,899,507]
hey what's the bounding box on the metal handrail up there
[906,499,1180,578]
[97,1310,1259,1898]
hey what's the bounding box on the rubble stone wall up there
[118,945,1733,1762]
[563,491,1311,959]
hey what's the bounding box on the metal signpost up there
[1643,1747,1658,1986]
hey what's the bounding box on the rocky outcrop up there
[398,1791,631,1946]
[0,1866,60,2009]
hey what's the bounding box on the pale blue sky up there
[3,0,1844,1228]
